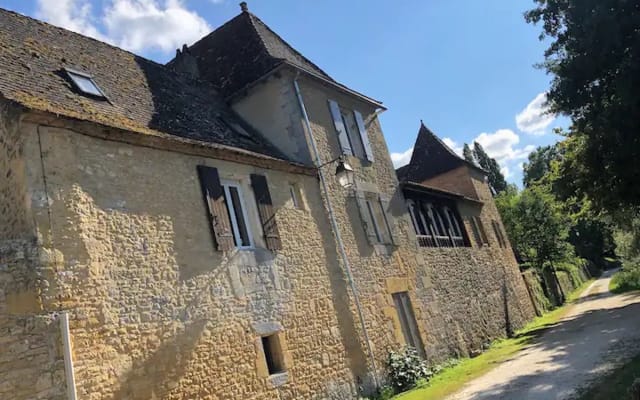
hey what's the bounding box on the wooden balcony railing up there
[417,235,466,248]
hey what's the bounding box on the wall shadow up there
[110,320,207,400]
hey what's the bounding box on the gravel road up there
[445,270,640,400]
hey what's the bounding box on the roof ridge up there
[246,11,332,80]
[0,7,166,70]
[244,11,278,62]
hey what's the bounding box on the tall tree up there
[525,0,640,212]
[473,142,508,195]
[463,143,475,165]
[522,145,559,188]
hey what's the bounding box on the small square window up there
[261,334,285,375]
[64,68,106,98]
[289,184,303,209]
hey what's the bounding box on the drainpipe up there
[293,73,380,389]
[60,312,78,400]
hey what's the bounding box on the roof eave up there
[226,61,387,110]
[400,181,484,205]
[20,107,316,176]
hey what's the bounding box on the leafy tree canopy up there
[525,0,640,212]
[465,141,508,195]
[523,144,559,188]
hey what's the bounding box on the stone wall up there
[0,240,66,400]
[293,73,535,381]
[415,246,534,358]
[18,121,359,400]
[0,100,31,240]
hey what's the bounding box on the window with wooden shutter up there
[378,194,396,245]
[354,110,374,162]
[250,174,282,251]
[356,192,396,245]
[328,99,352,156]
[356,192,379,245]
[197,165,235,251]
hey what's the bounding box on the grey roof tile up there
[0,8,287,160]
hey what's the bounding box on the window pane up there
[228,186,250,247]
[289,185,300,209]
[69,73,103,96]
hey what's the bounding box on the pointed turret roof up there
[397,122,484,182]
[168,3,383,107]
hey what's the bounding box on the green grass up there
[393,279,595,400]
[573,354,640,400]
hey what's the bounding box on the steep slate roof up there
[171,6,383,106]
[0,8,286,160]
[397,122,485,182]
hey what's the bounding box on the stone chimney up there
[240,2,248,13]
[171,44,200,80]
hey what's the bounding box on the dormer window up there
[64,68,106,99]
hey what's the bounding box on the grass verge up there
[609,266,640,294]
[393,278,595,400]
[573,353,640,400]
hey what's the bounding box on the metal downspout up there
[293,74,380,389]
[60,312,78,400]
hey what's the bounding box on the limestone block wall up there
[0,100,31,240]
[294,75,430,381]
[0,240,66,400]
[18,121,360,400]
[292,74,534,375]
[414,246,535,359]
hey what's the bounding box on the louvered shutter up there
[355,192,379,244]
[379,194,397,245]
[250,174,282,251]
[354,110,374,162]
[328,100,352,155]
[197,165,235,251]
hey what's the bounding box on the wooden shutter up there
[328,100,352,155]
[250,174,282,251]
[354,110,374,162]
[379,194,397,245]
[197,165,234,251]
[356,192,379,244]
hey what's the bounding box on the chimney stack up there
[240,2,248,13]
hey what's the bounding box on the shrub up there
[610,262,640,294]
[386,347,429,392]
[629,378,640,400]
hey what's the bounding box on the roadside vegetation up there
[573,354,640,400]
[363,280,594,400]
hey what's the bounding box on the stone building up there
[0,4,534,399]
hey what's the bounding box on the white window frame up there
[64,68,107,98]
[289,184,301,209]
[221,180,254,249]
[444,207,463,239]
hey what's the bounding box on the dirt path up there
[446,270,640,400]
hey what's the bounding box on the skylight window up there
[64,68,106,98]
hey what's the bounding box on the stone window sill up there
[268,371,289,388]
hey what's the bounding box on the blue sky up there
[2,0,564,184]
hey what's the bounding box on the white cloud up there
[442,137,463,156]
[36,0,211,54]
[36,0,107,41]
[472,129,536,182]
[515,92,556,135]
[473,129,534,163]
[390,147,413,168]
